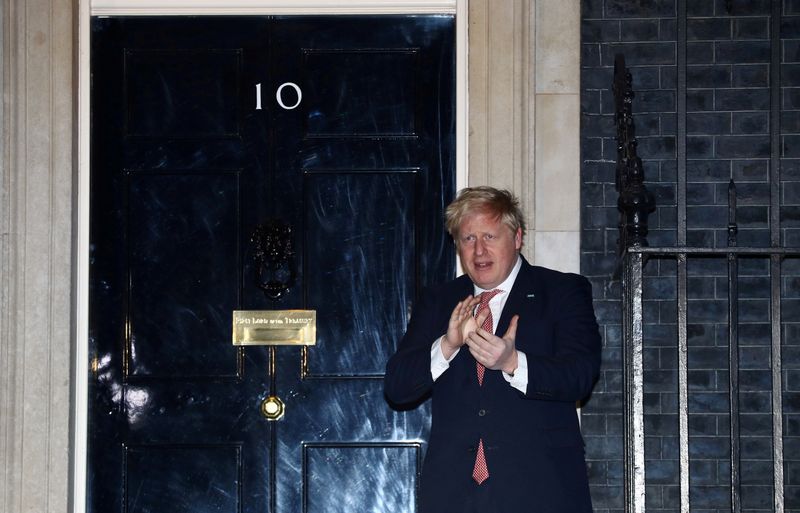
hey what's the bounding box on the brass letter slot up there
[232,310,316,346]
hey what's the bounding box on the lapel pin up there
[527,293,535,298]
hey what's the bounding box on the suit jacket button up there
[478,409,487,417]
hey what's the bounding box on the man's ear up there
[514,228,523,250]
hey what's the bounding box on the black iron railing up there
[615,53,799,513]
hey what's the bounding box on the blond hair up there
[445,186,526,240]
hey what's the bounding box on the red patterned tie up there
[473,288,501,485]
[474,289,501,386]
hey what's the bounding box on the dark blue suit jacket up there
[385,258,601,513]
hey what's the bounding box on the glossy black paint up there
[90,16,455,513]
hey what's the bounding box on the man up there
[385,186,601,513]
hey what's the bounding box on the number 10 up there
[255,82,303,111]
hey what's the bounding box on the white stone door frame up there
[74,2,468,513]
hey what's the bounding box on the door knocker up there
[251,219,297,300]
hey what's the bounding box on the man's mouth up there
[474,261,492,270]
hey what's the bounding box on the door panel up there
[90,15,454,513]
[124,49,242,137]
[304,172,416,377]
[127,171,241,378]
[123,444,242,513]
[301,50,418,136]
[303,443,420,513]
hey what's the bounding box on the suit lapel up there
[495,259,543,337]
[450,275,473,305]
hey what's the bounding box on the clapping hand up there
[466,314,520,375]
[441,295,481,359]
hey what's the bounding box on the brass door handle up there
[260,396,285,421]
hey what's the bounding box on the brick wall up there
[581,1,800,512]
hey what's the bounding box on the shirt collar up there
[473,254,522,297]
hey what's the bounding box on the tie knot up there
[479,289,502,307]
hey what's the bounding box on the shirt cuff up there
[431,335,459,381]
[502,350,528,394]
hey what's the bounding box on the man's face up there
[456,211,522,290]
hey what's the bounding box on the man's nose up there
[475,238,486,255]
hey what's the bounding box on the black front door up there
[89,16,455,513]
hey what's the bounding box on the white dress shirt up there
[430,256,529,393]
